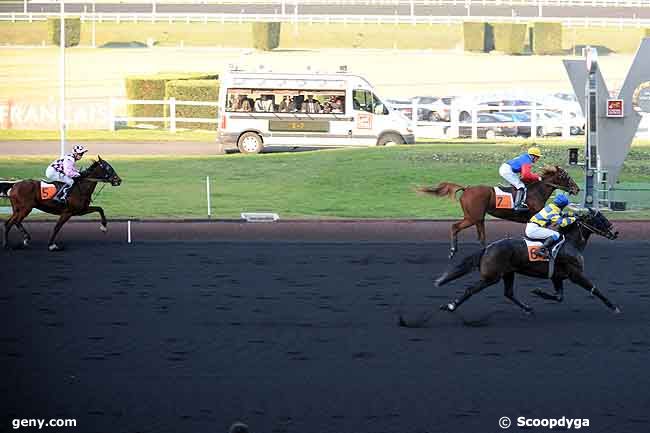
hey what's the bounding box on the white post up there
[91,2,96,48]
[169,97,176,133]
[127,220,132,243]
[206,176,211,218]
[471,107,477,140]
[531,104,537,138]
[281,0,286,16]
[152,0,156,15]
[562,108,571,138]
[59,0,66,157]
[108,97,115,131]
[23,0,27,14]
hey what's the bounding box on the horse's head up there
[541,165,580,195]
[82,156,122,186]
[578,208,618,240]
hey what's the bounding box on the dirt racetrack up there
[2,221,650,433]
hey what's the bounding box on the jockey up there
[45,144,88,204]
[499,147,542,211]
[525,193,577,258]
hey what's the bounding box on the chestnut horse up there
[418,166,579,259]
[2,156,121,251]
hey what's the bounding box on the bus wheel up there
[238,132,264,154]
[377,133,404,146]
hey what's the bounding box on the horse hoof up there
[613,307,622,314]
[100,224,108,233]
[22,239,30,247]
[440,302,456,312]
[48,243,63,252]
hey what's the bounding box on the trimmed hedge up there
[533,22,563,55]
[47,17,81,47]
[493,23,527,54]
[463,22,487,52]
[125,73,218,127]
[252,22,281,51]
[164,80,219,130]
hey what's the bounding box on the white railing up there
[3,12,650,27]
[394,102,582,139]
[28,0,650,6]
[109,97,218,132]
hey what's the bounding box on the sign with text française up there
[606,99,624,118]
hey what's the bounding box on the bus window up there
[226,88,346,114]
[353,89,374,113]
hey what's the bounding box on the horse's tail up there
[434,250,484,287]
[0,182,13,197]
[417,182,466,201]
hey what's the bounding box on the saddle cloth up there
[493,186,513,209]
[524,238,566,278]
[524,238,565,262]
[40,181,60,200]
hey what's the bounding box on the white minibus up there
[217,71,414,154]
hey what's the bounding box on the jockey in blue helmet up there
[525,193,577,258]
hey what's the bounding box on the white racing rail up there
[2,13,650,27]
[108,98,219,133]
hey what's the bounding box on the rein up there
[577,219,608,238]
[542,181,569,191]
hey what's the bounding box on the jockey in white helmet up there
[45,145,88,204]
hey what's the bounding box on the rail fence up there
[3,12,650,27]
[26,0,650,7]
[108,98,219,132]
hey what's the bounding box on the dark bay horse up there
[435,209,620,315]
[2,156,121,251]
[418,166,580,259]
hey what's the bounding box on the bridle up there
[576,215,616,240]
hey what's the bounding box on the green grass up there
[0,129,216,141]
[2,143,650,219]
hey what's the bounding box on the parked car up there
[458,113,519,139]
[386,99,438,121]
[428,96,455,121]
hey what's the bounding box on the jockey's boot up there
[538,236,558,259]
[54,184,72,204]
[513,188,528,212]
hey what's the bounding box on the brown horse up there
[418,166,580,259]
[2,156,121,251]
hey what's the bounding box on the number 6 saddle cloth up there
[524,238,566,278]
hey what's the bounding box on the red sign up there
[357,113,372,129]
[607,99,624,117]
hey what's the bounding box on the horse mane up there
[80,159,99,178]
[540,166,557,178]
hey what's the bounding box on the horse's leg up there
[3,205,32,249]
[15,222,32,247]
[48,212,73,251]
[531,276,564,302]
[449,218,474,259]
[76,206,107,232]
[3,214,17,249]
[568,267,620,313]
[475,220,487,248]
[503,272,533,314]
[440,277,498,312]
